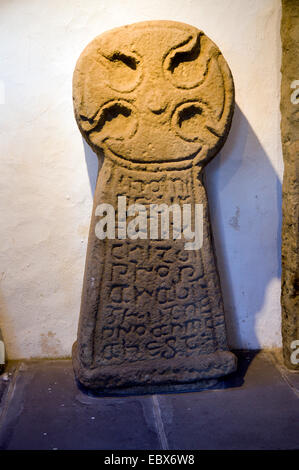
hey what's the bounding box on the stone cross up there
[72,20,237,392]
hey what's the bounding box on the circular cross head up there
[73,20,234,170]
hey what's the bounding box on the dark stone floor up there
[0,351,298,450]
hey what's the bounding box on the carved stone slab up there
[72,21,237,392]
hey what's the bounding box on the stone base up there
[72,341,237,394]
[77,377,221,397]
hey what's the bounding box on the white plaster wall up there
[0,0,283,358]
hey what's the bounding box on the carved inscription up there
[93,167,217,366]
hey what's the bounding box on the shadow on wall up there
[82,103,282,350]
[206,104,282,349]
[83,140,102,197]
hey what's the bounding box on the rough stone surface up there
[72,20,237,391]
[280,1,299,370]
